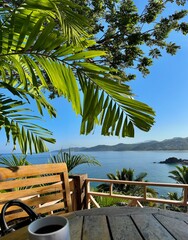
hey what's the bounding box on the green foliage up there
[0,153,33,191]
[0,154,31,167]
[97,168,157,197]
[160,191,187,212]
[0,0,156,154]
[169,165,188,184]
[0,94,55,153]
[49,149,100,172]
[94,195,128,207]
[168,166,188,212]
[95,168,158,207]
[167,191,182,200]
[73,0,188,78]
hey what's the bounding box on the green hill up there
[72,137,188,151]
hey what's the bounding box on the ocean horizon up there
[1,150,188,197]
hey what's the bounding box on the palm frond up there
[49,149,100,172]
[16,0,90,45]
[169,166,188,184]
[79,72,155,137]
[0,0,156,153]
[135,172,148,181]
[0,154,30,167]
[0,94,55,153]
[1,0,155,137]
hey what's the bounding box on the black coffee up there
[35,224,62,234]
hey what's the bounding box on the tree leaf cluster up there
[73,0,188,78]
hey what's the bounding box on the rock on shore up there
[159,157,188,165]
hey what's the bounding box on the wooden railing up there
[85,178,188,209]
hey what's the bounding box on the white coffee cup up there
[28,215,70,240]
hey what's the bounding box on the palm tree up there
[0,0,155,155]
[169,166,188,184]
[163,192,184,212]
[49,149,100,173]
[97,168,158,207]
[97,168,148,194]
[169,166,188,211]
[0,154,31,167]
[0,154,31,191]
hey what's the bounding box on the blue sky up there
[1,1,188,153]
[48,31,188,151]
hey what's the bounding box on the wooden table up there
[1,207,188,240]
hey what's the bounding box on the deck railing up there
[85,178,188,209]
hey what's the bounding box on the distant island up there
[62,137,188,152]
[159,157,188,165]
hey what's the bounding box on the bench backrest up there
[0,163,72,223]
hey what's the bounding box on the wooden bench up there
[0,163,72,223]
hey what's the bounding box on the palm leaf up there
[19,0,90,45]
[49,149,100,172]
[79,73,155,137]
[2,1,154,135]
[0,94,55,153]
[0,0,155,153]
[169,166,188,184]
[0,154,31,167]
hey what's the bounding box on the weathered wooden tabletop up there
[1,207,188,240]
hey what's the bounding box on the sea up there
[2,150,188,197]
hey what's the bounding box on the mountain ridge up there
[62,137,188,152]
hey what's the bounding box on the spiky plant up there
[49,149,100,173]
[0,154,30,167]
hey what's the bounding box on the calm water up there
[2,150,188,197]
[70,150,188,197]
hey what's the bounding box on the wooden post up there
[110,183,113,196]
[144,185,147,201]
[183,185,188,212]
[69,174,88,211]
[86,179,91,209]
